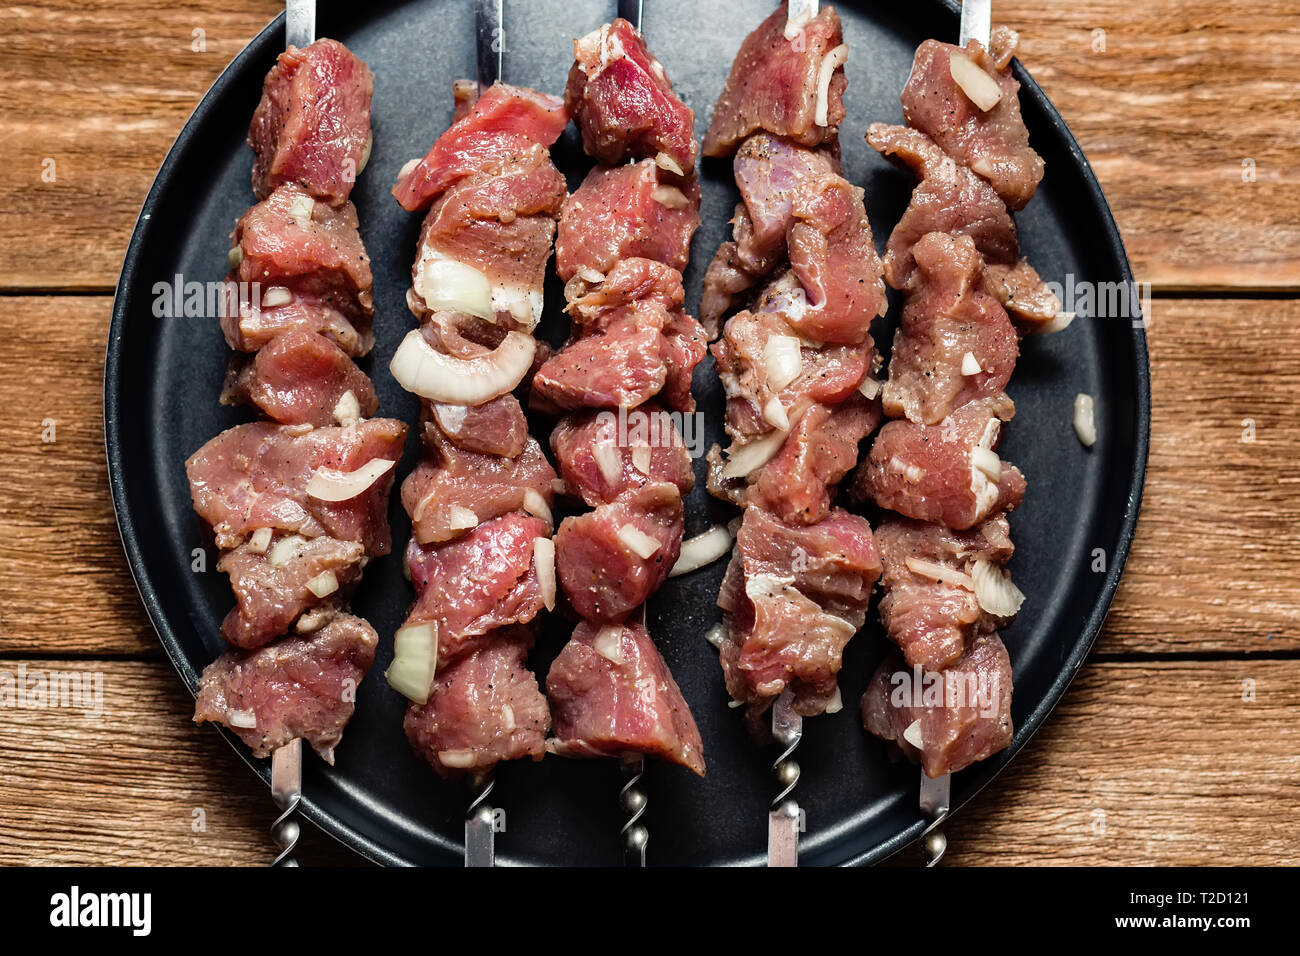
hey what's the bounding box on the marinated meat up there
[550,405,694,507]
[548,619,705,776]
[221,329,377,427]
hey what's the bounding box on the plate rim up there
[103,0,1151,868]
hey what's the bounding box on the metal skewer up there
[911,0,993,868]
[617,0,643,28]
[263,0,316,868]
[477,0,504,90]
[768,689,802,866]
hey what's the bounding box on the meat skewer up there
[185,0,406,866]
[537,9,709,866]
[854,0,1063,865]
[700,0,887,867]
[384,0,567,867]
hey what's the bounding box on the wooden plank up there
[0,1,1297,291]
[2,295,1297,656]
[1,658,1293,865]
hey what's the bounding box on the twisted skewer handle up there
[918,770,951,867]
[270,738,302,867]
[620,756,648,866]
[768,689,802,867]
[465,773,496,867]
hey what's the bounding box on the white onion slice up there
[575,267,606,284]
[704,623,728,650]
[630,444,652,475]
[618,524,662,560]
[417,259,494,320]
[824,686,844,715]
[522,489,552,525]
[247,527,272,554]
[306,457,396,502]
[533,537,556,610]
[669,525,733,577]
[858,375,882,400]
[949,51,1003,111]
[902,719,924,749]
[763,396,790,430]
[288,194,315,224]
[267,534,307,569]
[228,710,258,729]
[333,389,361,426]
[971,446,1002,482]
[764,334,803,391]
[438,750,476,769]
[1037,311,1077,335]
[1074,393,1097,447]
[262,286,292,308]
[389,328,535,405]
[961,351,982,376]
[815,44,849,126]
[446,505,479,531]
[592,625,625,664]
[305,569,339,598]
[905,556,975,591]
[385,621,439,704]
[397,157,420,180]
[654,151,685,176]
[593,441,622,485]
[652,185,690,209]
[721,428,787,480]
[972,560,1026,618]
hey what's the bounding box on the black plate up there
[105,0,1149,866]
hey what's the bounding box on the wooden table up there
[2,0,1297,866]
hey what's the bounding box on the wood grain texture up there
[0,1,1297,290]
[1,658,1292,866]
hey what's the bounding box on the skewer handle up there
[285,0,316,48]
[465,774,496,867]
[620,756,648,866]
[918,770,951,867]
[270,738,303,867]
[767,689,802,867]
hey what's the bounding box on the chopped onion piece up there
[446,505,478,531]
[418,259,494,320]
[306,457,396,502]
[704,623,727,650]
[721,428,787,480]
[593,441,622,484]
[226,245,244,269]
[389,328,535,405]
[533,537,556,610]
[288,194,315,223]
[262,286,292,308]
[972,560,1026,618]
[654,151,685,176]
[669,525,733,577]
[902,719,924,749]
[815,44,850,126]
[267,534,307,569]
[398,157,420,179]
[905,556,975,591]
[652,185,689,209]
[961,351,982,376]
[305,569,339,598]
[858,375,882,400]
[385,621,439,704]
[763,396,790,430]
[971,446,1002,482]
[971,156,996,178]
[247,527,272,554]
[575,267,606,284]
[949,51,1003,110]
[1037,311,1077,335]
[824,686,844,715]
[764,334,803,391]
[618,524,662,560]
[228,710,258,729]
[438,750,476,769]
[1073,393,1097,447]
[592,625,624,664]
[501,704,515,733]
[358,134,373,174]
[631,444,651,475]
[522,489,552,525]
[333,389,361,426]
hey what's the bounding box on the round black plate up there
[105,0,1149,866]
